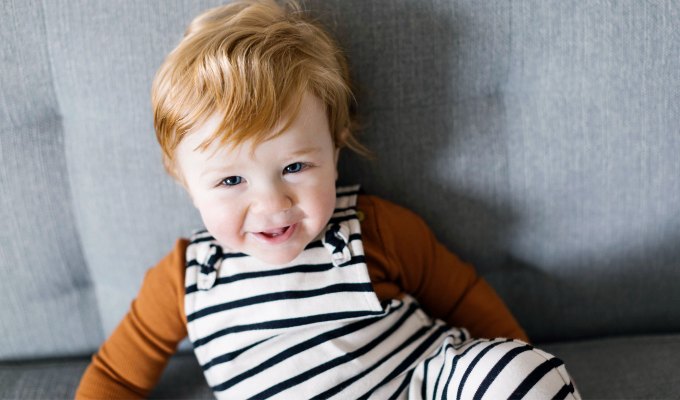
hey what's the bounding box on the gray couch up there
[2,0,679,398]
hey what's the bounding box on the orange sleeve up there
[359,195,529,343]
[75,239,190,399]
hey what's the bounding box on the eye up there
[283,162,307,174]
[220,176,243,186]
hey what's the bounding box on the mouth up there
[251,223,297,244]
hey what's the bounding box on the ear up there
[333,147,341,181]
[334,128,351,162]
[334,129,350,180]
[334,146,342,164]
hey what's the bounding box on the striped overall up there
[184,186,579,399]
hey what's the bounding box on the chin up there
[254,249,303,266]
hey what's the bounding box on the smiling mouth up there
[252,224,297,244]
[261,226,289,238]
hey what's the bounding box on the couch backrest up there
[1,0,678,360]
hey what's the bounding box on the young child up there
[77,1,579,398]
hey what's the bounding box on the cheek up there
[197,199,244,242]
[312,183,337,223]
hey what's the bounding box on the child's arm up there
[359,195,529,343]
[76,239,189,399]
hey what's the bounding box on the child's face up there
[176,93,339,266]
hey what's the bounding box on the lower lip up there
[252,224,298,245]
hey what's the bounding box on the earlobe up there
[334,147,341,181]
[334,128,349,164]
[334,128,351,181]
[337,128,350,146]
[334,147,341,164]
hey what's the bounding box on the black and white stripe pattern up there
[184,185,580,399]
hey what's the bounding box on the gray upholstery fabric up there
[2,335,679,399]
[0,0,102,360]
[543,334,680,399]
[1,0,680,396]
[329,0,680,342]
[41,0,212,337]
[0,358,88,400]
[0,353,213,399]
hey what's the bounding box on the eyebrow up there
[200,165,232,179]
[289,146,322,158]
[199,146,323,178]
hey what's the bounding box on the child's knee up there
[468,339,579,399]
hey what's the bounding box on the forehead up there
[176,93,331,164]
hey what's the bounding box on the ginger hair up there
[151,0,366,178]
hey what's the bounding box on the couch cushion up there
[0,353,212,399]
[543,334,680,399]
[2,335,678,399]
[39,0,216,340]
[324,0,680,342]
[0,0,102,360]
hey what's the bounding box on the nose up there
[251,182,293,215]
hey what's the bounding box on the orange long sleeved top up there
[76,195,528,399]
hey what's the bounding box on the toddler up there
[76,1,579,398]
